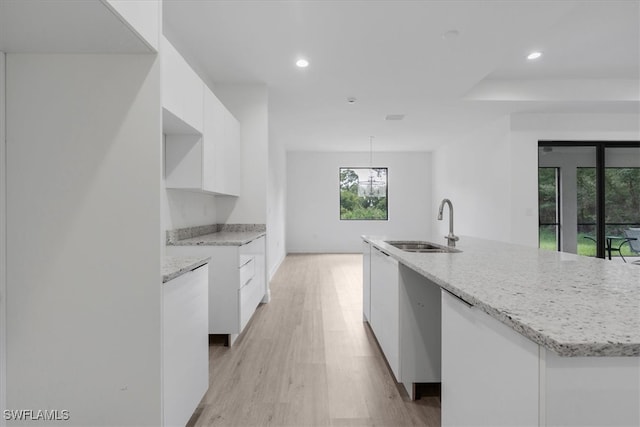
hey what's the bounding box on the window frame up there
[538,140,640,258]
[339,167,389,221]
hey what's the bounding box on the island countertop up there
[363,235,640,357]
[162,256,211,283]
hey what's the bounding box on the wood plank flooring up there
[188,254,440,427]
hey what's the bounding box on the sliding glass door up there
[604,146,640,260]
[538,142,640,261]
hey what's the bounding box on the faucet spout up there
[437,198,459,247]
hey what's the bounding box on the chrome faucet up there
[437,198,459,247]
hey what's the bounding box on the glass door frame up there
[538,140,640,259]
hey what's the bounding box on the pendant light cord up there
[369,136,374,167]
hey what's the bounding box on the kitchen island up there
[362,236,639,426]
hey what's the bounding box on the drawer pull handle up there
[373,246,390,257]
[443,288,473,308]
[239,258,254,268]
[191,264,208,272]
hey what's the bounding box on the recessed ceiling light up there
[347,97,357,104]
[296,58,309,68]
[527,51,542,60]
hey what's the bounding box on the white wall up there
[161,132,218,249]
[287,151,432,253]
[6,54,162,426]
[432,116,514,244]
[162,190,217,230]
[213,84,268,225]
[267,136,286,280]
[510,113,640,247]
[432,113,640,249]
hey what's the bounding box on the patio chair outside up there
[623,228,640,265]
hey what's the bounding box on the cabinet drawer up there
[239,256,255,288]
[239,237,262,255]
[239,274,263,331]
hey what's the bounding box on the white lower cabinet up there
[166,236,266,346]
[162,264,209,427]
[369,245,401,382]
[441,289,640,426]
[441,289,540,427]
[542,350,640,426]
[366,243,443,392]
[362,241,371,322]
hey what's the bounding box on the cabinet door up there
[161,36,203,133]
[441,290,538,427]
[202,87,224,193]
[544,351,640,426]
[370,246,400,381]
[218,109,241,196]
[362,241,371,322]
[163,265,209,427]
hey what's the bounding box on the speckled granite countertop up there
[162,256,210,283]
[363,236,640,357]
[166,224,266,246]
[168,231,266,246]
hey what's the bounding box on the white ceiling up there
[163,0,640,152]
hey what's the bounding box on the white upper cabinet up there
[202,87,224,193]
[161,36,203,134]
[163,37,241,196]
[216,106,241,196]
[199,85,241,196]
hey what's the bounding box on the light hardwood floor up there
[188,254,440,427]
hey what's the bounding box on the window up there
[339,168,388,220]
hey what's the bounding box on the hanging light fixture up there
[357,136,386,201]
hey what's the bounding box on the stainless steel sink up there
[385,240,462,253]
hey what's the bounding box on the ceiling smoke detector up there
[385,114,405,121]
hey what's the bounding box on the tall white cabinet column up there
[6,54,162,426]
[0,51,6,424]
